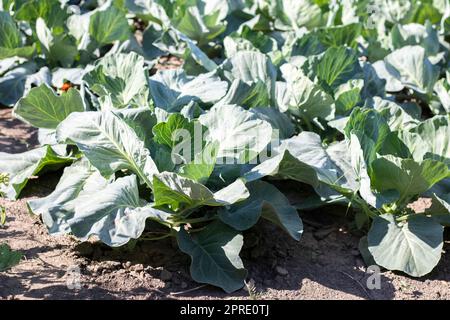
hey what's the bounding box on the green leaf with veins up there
[89,5,130,45]
[153,172,248,212]
[14,85,84,129]
[56,111,158,188]
[177,221,247,293]
[368,214,443,277]
[371,155,449,201]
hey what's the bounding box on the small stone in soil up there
[275,266,289,276]
[160,269,172,281]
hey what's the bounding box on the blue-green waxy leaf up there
[281,63,334,120]
[390,22,440,57]
[0,244,22,272]
[368,214,443,277]
[14,85,84,129]
[370,97,419,132]
[56,111,158,189]
[153,28,217,73]
[398,116,450,166]
[149,69,228,111]
[216,79,271,109]
[271,0,323,30]
[67,175,170,247]
[89,5,130,45]
[177,221,247,293]
[384,46,440,94]
[345,108,409,166]
[84,52,149,109]
[27,158,110,234]
[219,181,303,240]
[244,132,358,196]
[0,146,73,200]
[372,60,404,92]
[199,104,272,163]
[153,172,248,212]
[218,51,277,104]
[0,63,51,106]
[249,107,294,139]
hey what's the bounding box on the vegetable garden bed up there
[1,0,450,298]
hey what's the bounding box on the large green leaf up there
[0,146,73,200]
[177,221,247,293]
[434,76,450,113]
[244,132,358,196]
[391,22,440,57]
[218,51,277,103]
[84,52,149,108]
[152,113,207,166]
[249,107,295,139]
[89,5,131,45]
[56,111,158,188]
[114,107,157,149]
[0,11,20,49]
[149,69,228,111]
[368,214,443,277]
[14,85,84,129]
[15,0,68,29]
[345,107,409,166]
[304,47,363,92]
[399,116,450,165]
[35,18,78,68]
[0,62,49,106]
[371,155,449,200]
[384,45,439,94]
[370,97,420,132]
[178,142,219,184]
[316,23,362,48]
[281,64,334,120]
[271,0,323,30]
[219,181,303,240]
[153,172,248,211]
[174,3,227,44]
[199,104,272,163]
[0,11,35,59]
[372,60,405,92]
[67,175,170,247]
[27,158,109,234]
